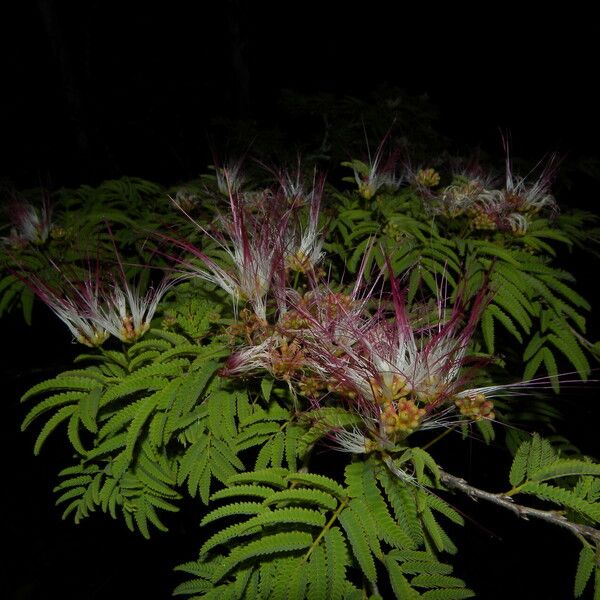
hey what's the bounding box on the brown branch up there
[440,470,600,545]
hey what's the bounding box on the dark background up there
[2,2,600,598]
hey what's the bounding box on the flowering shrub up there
[3,154,600,598]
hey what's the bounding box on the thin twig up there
[421,425,456,451]
[440,470,600,545]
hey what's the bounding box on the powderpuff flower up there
[281,249,378,346]
[433,168,497,218]
[221,255,376,384]
[17,244,174,346]
[499,151,558,215]
[283,173,326,274]
[300,269,494,447]
[330,427,381,454]
[91,276,173,343]
[3,198,53,246]
[270,161,323,205]
[221,334,305,382]
[473,153,558,233]
[504,212,531,236]
[343,139,403,199]
[171,166,327,320]
[18,263,109,347]
[273,162,310,204]
[214,158,247,196]
[170,187,289,321]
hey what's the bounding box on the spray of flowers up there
[422,153,558,234]
[170,167,327,321]
[18,260,110,347]
[16,246,173,346]
[166,162,565,465]
[2,197,54,247]
[287,267,499,451]
[342,136,404,199]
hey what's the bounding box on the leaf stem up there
[301,496,349,563]
[421,425,456,451]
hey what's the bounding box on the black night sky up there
[2,3,600,599]
[3,3,600,190]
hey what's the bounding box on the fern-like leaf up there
[286,472,347,500]
[212,531,313,583]
[265,488,338,511]
[574,545,595,597]
[338,501,378,583]
[519,482,600,522]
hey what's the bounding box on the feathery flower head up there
[501,152,558,215]
[18,261,109,347]
[282,174,326,274]
[472,153,558,234]
[221,273,371,386]
[217,192,288,319]
[435,168,497,218]
[300,269,493,447]
[343,138,403,199]
[272,161,315,205]
[214,158,247,196]
[170,189,288,321]
[222,333,306,382]
[284,255,377,348]
[3,197,53,247]
[329,427,380,455]
[92,276,172,343]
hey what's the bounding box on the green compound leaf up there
[33,404,77,454]
[531,460,600,483]
[264,488,338,512]
[323,526,349,600]
[421,589,475,599]
[338,501,377,583]
[519,482,600,522]
[286,472,347,500]
[384,553,421,599]
[200,502,264,527]
[22,376,101,402]
[574,545,595,597]
[307,544,327,600]
[227,468,288,489]
[212,531,313,583]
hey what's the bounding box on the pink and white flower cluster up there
[20,258,173,347]
[290,272,500,451]
[168,164,519,452]
[3,198,54,247]
[428,156,558,234]
[171,166,326,321]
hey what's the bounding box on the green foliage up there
[507,433,600,491]
[574,545,596,597]
[162,286,224,341]
[327,182,596,391]
[55,440,180,539]
[0,177,189,323]
[506,436,600,597]
[6,151,600,599]
[175,462,472,599]
[19,310,239,533]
